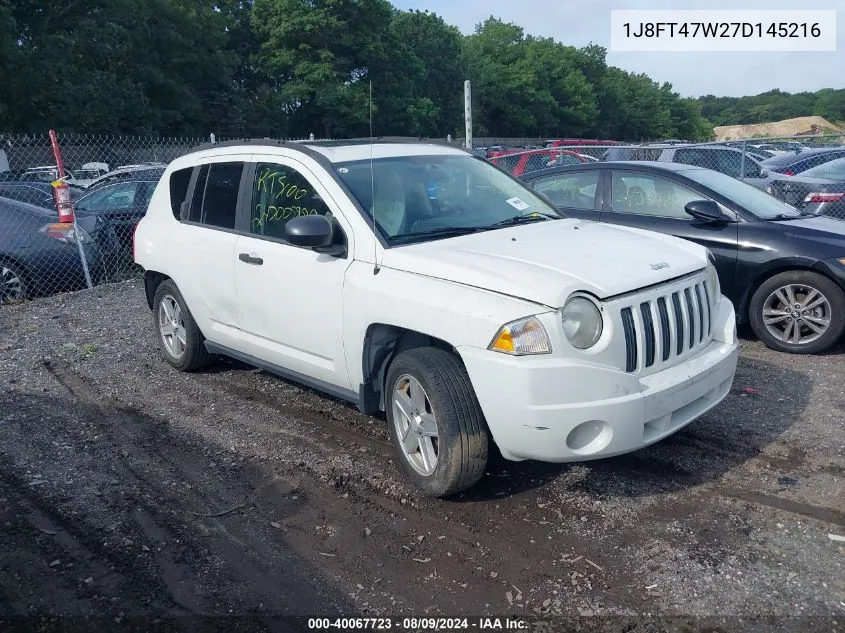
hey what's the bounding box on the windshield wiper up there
[484,213,558,229]
[389,213,558,244]
[389,226,489,243]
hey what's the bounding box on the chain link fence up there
[0,133,218,306]
[2,130,844,306]
[485,133,845,220]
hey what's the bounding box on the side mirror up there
[760,170,769,178]
[285,214,334,248]
[685,200,729,223]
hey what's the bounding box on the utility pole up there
[464,80,473,150]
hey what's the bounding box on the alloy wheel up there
[762,283,831,346]
[392,374,439,476]
[158,295,187,358]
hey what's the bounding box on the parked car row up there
[0,197,119,304]
[0,165,165,304]
[0,162,166,191]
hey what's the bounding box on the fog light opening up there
[566,420,613,454]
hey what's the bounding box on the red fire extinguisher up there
[52,179,75,223]
[48,129,74,223]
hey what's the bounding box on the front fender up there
[341,261,549,390]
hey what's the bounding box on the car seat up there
[371,170,406,237]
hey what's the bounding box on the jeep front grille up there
[620,278,713,373]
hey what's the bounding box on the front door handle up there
[238,253,264,265]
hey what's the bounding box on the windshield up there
[802,157,845,180]
[681,168,801,219]
[335,155,560,244]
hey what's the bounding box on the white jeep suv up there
[134,140,739,497]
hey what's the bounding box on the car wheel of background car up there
[385,347,489,497]
[152,280,212,371]
[749,270,845,354]
[0,260,27,305]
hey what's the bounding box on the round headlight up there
[561,296,603,349]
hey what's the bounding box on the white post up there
[464,80,473,150]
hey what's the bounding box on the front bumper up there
[458,297,739,463]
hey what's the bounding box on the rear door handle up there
[238,253,263,265]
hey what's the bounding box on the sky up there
[391,0,843,98]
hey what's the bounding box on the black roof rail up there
[186,136,471,157]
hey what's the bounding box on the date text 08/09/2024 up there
[307,617,528,630]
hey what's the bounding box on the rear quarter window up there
[169,168,193,219]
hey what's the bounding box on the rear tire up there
[385,347,488,497]
[749,270,845,354]
[0,260,28,304]
[152,280,212,371]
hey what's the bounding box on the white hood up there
[380,219,707,307]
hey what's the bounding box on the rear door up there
[176,156,250,351]
[600,169,740,295]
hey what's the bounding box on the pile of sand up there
[713,116,844,141]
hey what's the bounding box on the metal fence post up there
[739,139,747,182]
[49,130,92,290]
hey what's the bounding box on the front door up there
[234,156,354,390]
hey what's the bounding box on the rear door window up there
[532,171,599,210]
[169,168,193,219]
[188,162,244,230]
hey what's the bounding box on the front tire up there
[152,280,212,371]
[749,270,845,354]
[385,347,489,497]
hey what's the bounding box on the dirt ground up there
[0,280,843,632]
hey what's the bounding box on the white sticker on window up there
[506,197,530,211]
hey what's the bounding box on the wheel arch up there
[737,259,838,324]
[358,323,459,415]
[143,270,170,310]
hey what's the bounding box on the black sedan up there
[521,161,845,354]
[762,147,845,176]
[0,182,83,209]
[0,198,115,304]
[74,178,158,246]
[766,157,845,219]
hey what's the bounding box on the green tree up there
[380,10,464,137]
[251,0,393,138]
[5,0,236,134]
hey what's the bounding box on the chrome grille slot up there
[617,275,714,374]
[621,307,637,372]
[640,302,656,367]
[683,288,696,350]
[656,297,671,362]
[694,285,706,343]
[672,292,684,356]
